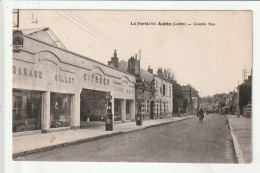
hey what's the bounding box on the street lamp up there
[105,91,113,131]
[136,96,143,126]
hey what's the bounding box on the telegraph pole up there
[13,10,19,30]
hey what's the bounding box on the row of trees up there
[200,92,236,112]
[156,67,176,82]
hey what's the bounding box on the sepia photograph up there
[11,10,252,164]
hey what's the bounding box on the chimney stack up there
[148,66,153,74]
[108,49,119,68]
[127,55,140,76]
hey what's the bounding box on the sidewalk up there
[13,115,195,158]
[227,115,252,163]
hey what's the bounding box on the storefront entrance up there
[80,89,106,127]
[126,100,131,120]
[114,99,122,121]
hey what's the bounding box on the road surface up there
[14,114,236,163]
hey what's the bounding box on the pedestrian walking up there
[198,107,204,123]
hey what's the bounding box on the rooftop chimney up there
[127,55,140,76]
[108,49,119,68]
[157,68,163,78]
[148,66,153,74]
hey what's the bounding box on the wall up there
[13,34,136,132]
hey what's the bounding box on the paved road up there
[14,114,237,163]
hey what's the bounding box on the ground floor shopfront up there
[13,88,135,134]
[12,34,136,135]
[139,98,172,120]
[144,100,172,119]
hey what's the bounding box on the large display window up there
[50,93,72,128]
[12,89,42,133]
[80,89,106,122]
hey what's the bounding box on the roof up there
[191,92,199,97]
[181,86,191,92]
[23,33,136,78]
[118,60,128,71]
[118,60,154,82]
[20,27,66,50]
[21,27,49,35]
[238,75,252,88]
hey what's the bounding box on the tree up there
[157,67,175,81]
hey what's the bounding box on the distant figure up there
[237,108,240,118]
[198,107,204,123]
[178,107,181,117]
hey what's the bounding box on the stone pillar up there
[71,91,81,130]
[121,99,126,123]
[111,96,115,123]
[130,100,135,121]
[42,90,50,133]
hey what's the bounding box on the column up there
[42,90,50,133]
[130,100,135,121]
[71,91,81,130]
[121,99,126,123]
[111,96,115,123]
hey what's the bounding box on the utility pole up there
[13,10,19,30]
[138,49,142,76]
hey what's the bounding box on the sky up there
[14,10,252,97]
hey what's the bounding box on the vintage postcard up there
[11,10,252,164]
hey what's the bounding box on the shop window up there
[95,76,98,83]
[50,93,72,128]
[12,90,42,133]
[104,78,106,85]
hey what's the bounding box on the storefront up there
[12,28,136,135]
[80,89,107,127]
[50,93,72,128]
[12,89,42,133]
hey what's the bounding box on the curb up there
[13,116,194,158]
[227,117,245,164]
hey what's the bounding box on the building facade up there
[237,75,252,117]
[12,28,136,135]
[180,85,199,114]
[109,54,173,119]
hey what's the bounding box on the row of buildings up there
[199,72,252,118]
[12,27,199,135]
[225,74,252,117]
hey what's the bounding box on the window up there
[12,90,42,133]
[147,100,149,113]
[163,85,166,96]
[104,78,106,85]
[50,93,72,128]
[95,76,98,83]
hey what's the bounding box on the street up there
[14,114,237,163]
